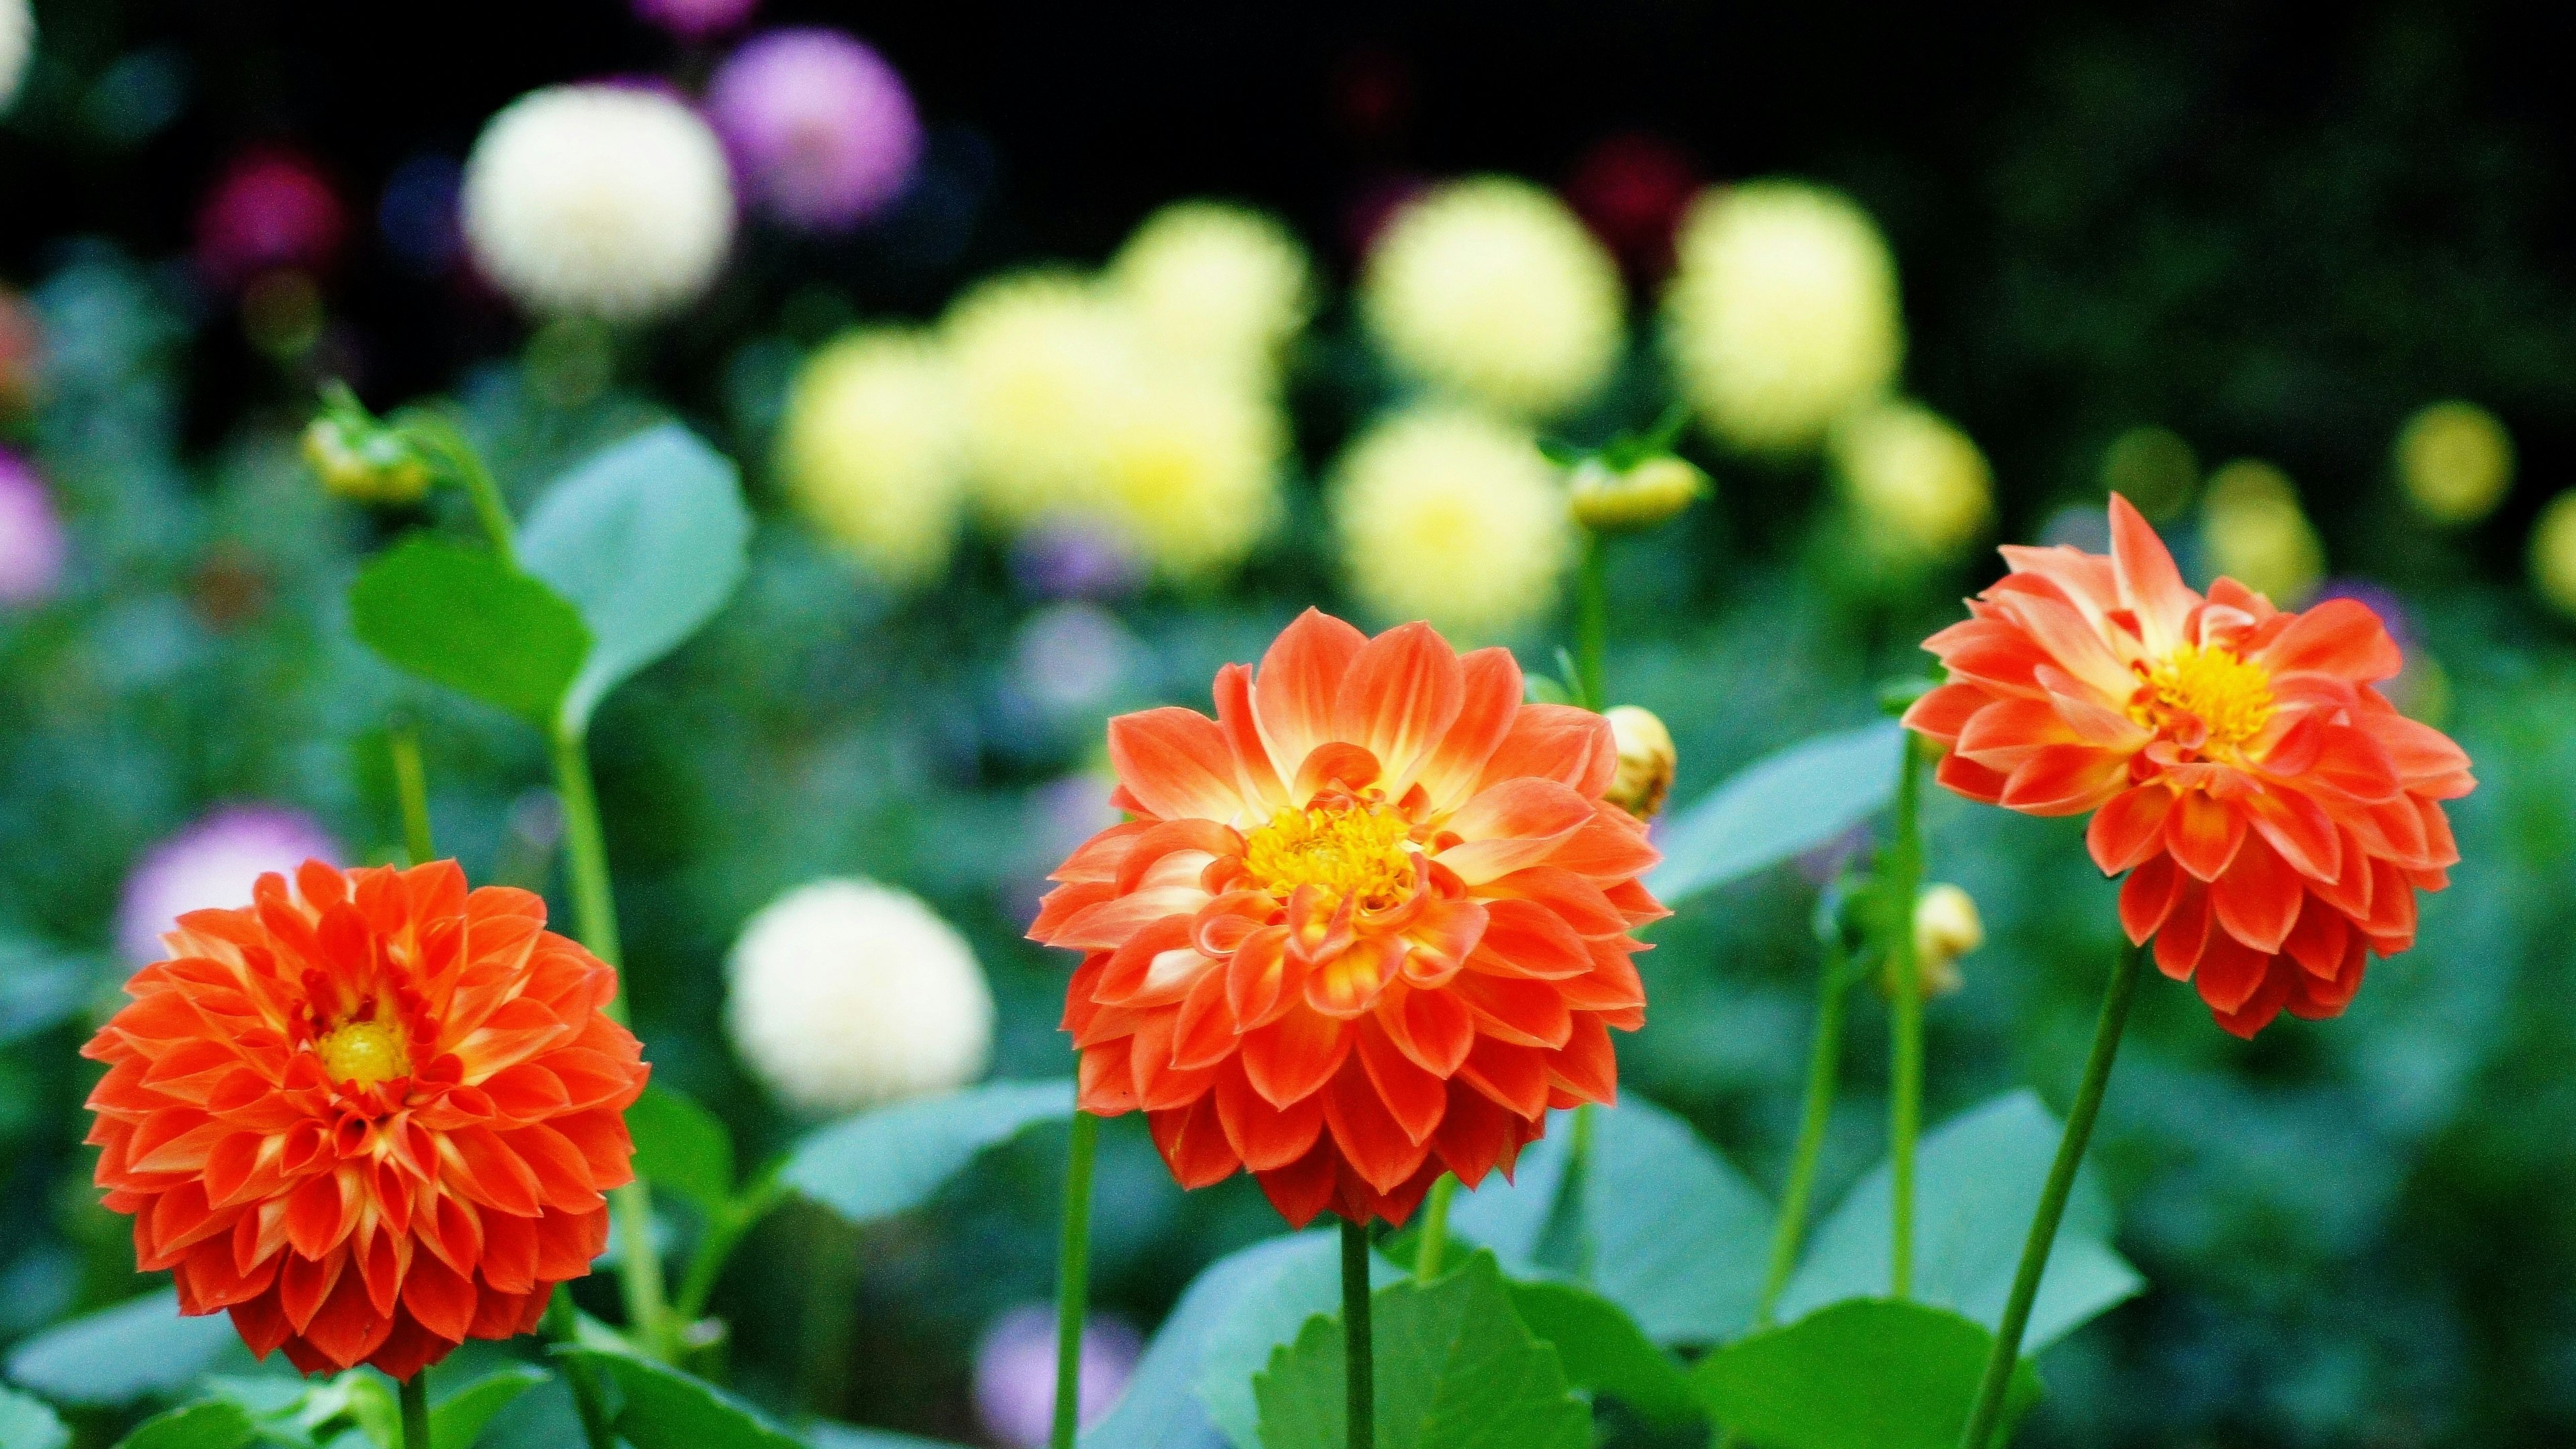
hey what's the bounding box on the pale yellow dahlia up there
[777,328,968,588]
[1330,405,1570,635]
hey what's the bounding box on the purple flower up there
[1010,521,1144,602]
[707,29,921,231]
[0,450,64,606]
[632,0,757,40]
[973,1304,1142,1449]
[117,806,341,963]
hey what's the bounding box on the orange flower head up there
[1030,610,1664,1227]
[82,859,649,1380]
[1902,496,2475,1036]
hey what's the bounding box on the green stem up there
[411,415,518,564]
[1413,1175,1457,1284]
[673,1177,786,1326]
[390,719,435,867]
[399,1368,431,1449]
[1953,939,2143,1449]
[1758,938,1854,1326]
[1575,531,1609,710]
[1341,1218,1373,1449]
[1886,733,1927,1299]
[1051,1112,1102,1449]
[544,1287,616,1449]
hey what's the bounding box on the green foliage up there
[805,1424,976,1449]
[429,1366,551,1449]
[2,1291,238,1408]
[0,1387,70,1449]
[782,1079,1074,1226]
[1650,721,1905,906]
[348,537,592,729]
[627,1084,737,1218]
[1252,1253,1589,1449]
[517,425,751,733]
[111,1402,256,1449]
[555,1348,804,1449]
[1691,1299,2042,1449]
[1501,1280,1697,1425]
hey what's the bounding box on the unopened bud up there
[1890,883,1982,998]
[302,388,435,505]
[1570,454,1708,533]
[1603,706,1676,821]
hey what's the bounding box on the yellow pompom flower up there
[2200,460,2324,604]
[1110,201,1313,387]
[943,271,1138,527]
[2528,490,2576,617]
[1829,399,1993,559]
[1096,370,1285,582]
[1330,405,1571,635]
[2396,400,2514,525]
[777,329,967,588]
[1360,177,1624,418]
[1664,180,1903,451]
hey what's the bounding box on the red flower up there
[83,861,648,1380]
[1903,497,2475,1036]
[1030,610,1662,1226]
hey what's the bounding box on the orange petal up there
[1456,1038,1549,1119]
[1407,647,1523,808]
[1170,967,1241,1073]
[1252,608,1368,784]
[2256,598,2402,682]
[1451,972,1573,1049]
[1303,937,1405,1020]
[1467,899,1592,980]
[1240,1007,1351,1108]
[2087,786,2177,875]
[2109,493,2198,651]
[1479,705,1616,798]
[2118,855,2184,945]
[1212,662,1290,814]
[2153,879,2212,980]
[1440,779,1596,882]
[1108,707,1248,824]
[1146,1095,1241,1190]
[1900,682,1990,743]
[2209,835,2301,954]
[1353,1020,1446,1144]
[1252,1138,1340,1228]
[1998,745,2129,817]
[1545,1015,1619,1105]
[1214,1061,1325,1170]
[2242,786,2341,883]
[1322,1058,1432,1193]
[1332,621,1465,786]
[2164,792,2248,881]
[1375,982,1474,1077]
[1226,926,1301,1031]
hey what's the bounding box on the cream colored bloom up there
[2396,400,2514,525]
[1829,399,1992,559]
[462,85,735,321]
[943,272,1138,528]
[1330,405,1570,635]
[1904,883,1983,998]
[1096,370,1284,581]
[1361,178,1623,417]
[2529,490,2576,617]
[2200,460,2323,605]
[777,329,967,587]
[727,879,994,1116]
[1665,180,1902,451]
[1603,706,1677,820]
[0,0,33,112]
[1110,202,1312,386]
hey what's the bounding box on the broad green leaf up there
[0,940,89,1045]
[519,424,751,732]
[783,1080,1073,1226]
[349,537,592,728]
[1503,1280,1697,1425]
[0,1386,69,1449]
[1691,1299,2041,1449]
[1252,1252,1589,1449]
[430,1366,550,1449]
[1777,1090,2144,1351]
[553,1348,802,1449]
[113,1401,257,1449]
[1649,720,1903,904]
[627,1085,735,1217]
[807,1422,975,1449]
[3,1290,239,1407]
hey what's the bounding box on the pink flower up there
[0,449,64,606]
[632,0,757,40]
[707,29,921,231]
[117,806,343,963]
[195,151,345,289]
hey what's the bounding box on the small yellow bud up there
[1570,454,1709,533]
[2396,400,2513,526]
[302,413,433,504]
[1892,883,1982,998]
[1602,705,1676,821]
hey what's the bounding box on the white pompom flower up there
[726,879,995,1116]
[0,0,32,112]
[1361,177,1624,418]
[462,84,737,321]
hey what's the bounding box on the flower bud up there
[1890,883,1982,998]
[1603,705,1676,820]
[302,411,433,504]
[1570,453,1709,533]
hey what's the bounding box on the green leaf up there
[806,1423,975,1449]
[113,1401,257,1449]
[1777,1091,2144,1351]
[1503,1280,1697,1425]
[3,1290,240,1407]
[553,1348,803,1449]
[1649,720,1904,905]
[1252,1252,1589,1449]
[350,537,592,728]
[1690,1299,2041,1449]
[782,1079,1073,1226]
[0,1386,70,1449]
[627,1085,735,1218]
[430,1366,550,1449]
[519,424,751,733]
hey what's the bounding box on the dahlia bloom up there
[1903,497,2474,1036]
[83,861,648,1379]
[1030,610,1662,1226]
[706,28,921,231]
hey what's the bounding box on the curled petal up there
[1109,708,1248,824]
[2165,792,2248,881]
[2087,786,2177,875]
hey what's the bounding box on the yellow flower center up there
[1242,801,1415,910]
[317,1017,411,1089]
[2134,643,2275,752]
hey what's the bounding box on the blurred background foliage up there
[7,3,2576,1447]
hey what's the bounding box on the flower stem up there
[1413,1175,1457,1284]
[390,718,435,867]
[1953,938,2143,1449]
[543,1287,616,1449]
[411,414,518,564]
[1758,936,1854,1326]
[1051,1111,1101,1449]
[1341,1218,1374,1449]
[1885,732,1927,1299]
[1575,530,1609,710]
[399,1368,431,1449]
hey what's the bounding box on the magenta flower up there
[633,0,757,40]
[706,28,921,231]
[193,150,346,289]
[0,449,64,606]
[115,805,342,963]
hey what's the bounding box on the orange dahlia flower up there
[1902,496,2474,1036]
[82,860,648,1380]
[1031,610,1663,1227]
